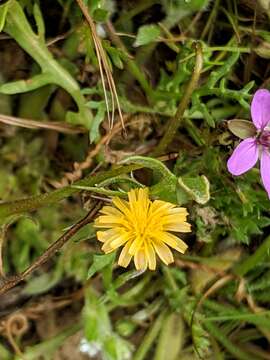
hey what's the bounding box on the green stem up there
[233,235,270,277]
[0,164,141,219]
[133,310,167,360]
[153,42,203,156]
[105,21,155,101]
[4,1,91,124]
[207,46,251,53]
[201,0,220,41]
[204,322,260,360]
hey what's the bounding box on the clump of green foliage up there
[1,1,270,359]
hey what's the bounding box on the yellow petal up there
[152,241,174,265]
[151,200,175,215]
[128,235,144,255]
[128,189,138,204]
[101,235,123,252]
[156,232,188,254]
[134,249,147,270]
[168,207,188,216]
[96,229,119,243]
[118,241,133,268]
[100,206,123,217]
[162,213,188,223]
[145,243,156,270]
[110,232,132,248]
[112,197,132,217]
[163,221,191,233]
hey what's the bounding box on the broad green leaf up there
[0,74,53,94]
[178,175,210,204]
[150,178,178,203]
[154,313,185,360]
[23,267,63,295]
[87,252,116,279]
[93,8,109,22]
[0,1,10,32]
[83,288,132,360]
[134,24,160,47]
[84,290,111,343]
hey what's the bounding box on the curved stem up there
[0,164,141,219]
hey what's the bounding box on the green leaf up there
[84,289,111,342]
[0,73,53,94]
[33,3,45,39]
[23,267,62,295]
[134,24,160,47]
[178,175,210,204]
[3,0,92,128]
[0,1,10,32]
[90,102,106,142]
[106,46,124,69]
[121,155,174,180]
[121,156,178,203]
[87,252,116,279]
[93,8,109,22]
[154,313,185,360]
[0,344,11,360]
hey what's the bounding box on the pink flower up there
[227,89,270,198]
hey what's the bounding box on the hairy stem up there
[0,164,141,220]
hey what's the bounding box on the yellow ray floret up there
[94,188,191,271]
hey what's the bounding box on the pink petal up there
[227,138,258,175]
[260,149,270,198]
[251,89,270,130]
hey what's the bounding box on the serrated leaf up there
[178,175,210,204]
[134,24,160,47]
[228,119,256,139]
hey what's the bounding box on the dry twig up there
[75,0,124,130]
[0,202,101,296]
[0,114,86,134]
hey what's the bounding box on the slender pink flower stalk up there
[227,89,270,198]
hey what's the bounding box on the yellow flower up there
[94,188,191,271]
